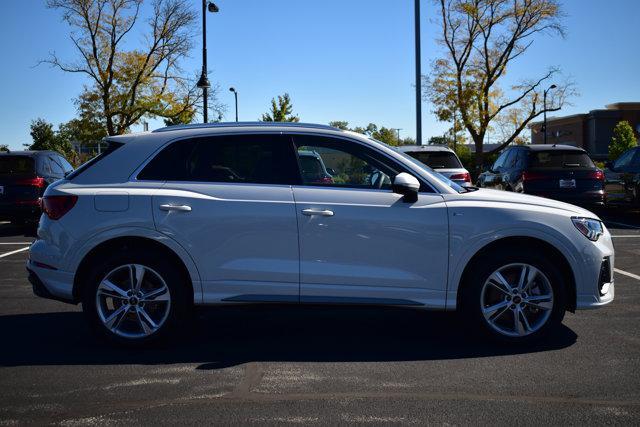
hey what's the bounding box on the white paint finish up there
[153,182,300,302]
[293,186,449,296]
[0,246,29,258]
[614,268,640,281]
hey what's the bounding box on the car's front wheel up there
[82,250,188,346]
[461,248,566,343]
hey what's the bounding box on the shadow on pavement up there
[0,222,37,238]
[0,305,576,369]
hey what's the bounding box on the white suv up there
[27,123,614,345]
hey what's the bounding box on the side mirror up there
[392,172,420,203]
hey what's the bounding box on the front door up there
[290,134,449,308]
[140,133,302,303]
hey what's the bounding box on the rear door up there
[139,133,302,303]
[290,134,449,307]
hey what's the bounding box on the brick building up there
[529,102,640,160]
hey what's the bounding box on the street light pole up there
[229,87,238,122]
[543,84,557,145]
[196,1,219,123]
[415,0,422,145]
[394,128,402,145]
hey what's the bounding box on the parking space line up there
[0,247,29,259]
[610,235,640,238]
[0,242,33,245]
[615,268,640,281]
[605,221,640,230]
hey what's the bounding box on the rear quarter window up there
[66,142,123,180]
[529,151,594,169]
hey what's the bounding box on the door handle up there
[159,204,192,212]
[301,209,334,217]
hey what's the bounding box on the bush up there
[609,121,637,161]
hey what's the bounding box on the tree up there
[328,121,413,146]
[609,121,638,161]
[44,0,203,135]
[261,93,299,122]
[426,0,576,170]
[27,118,73,156]
[0,145,9,153]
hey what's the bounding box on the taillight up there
[16,177,46,188]
[450,172,471,183]
[587,170,604,181]
[522,171,547,181]
[41,195,78,220]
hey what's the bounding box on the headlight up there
[572,217,604,241]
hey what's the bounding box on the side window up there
[48,156,65,176]
[613,149,635,171]
[504,149,518,169]
[292,135,402,190]
[57,155,74,174]
[138,134,299,185]
[492,150,509,171]
[40,157,52,175]
[630,150,640,169]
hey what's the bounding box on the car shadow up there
[0,305,577,369]
[0,222,37,238]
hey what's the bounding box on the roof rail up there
[152,121,340,133]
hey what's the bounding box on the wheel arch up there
[72,236,196,306]
[456,236,577,313]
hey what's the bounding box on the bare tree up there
[44,0,203,135]
[426,0,576,169]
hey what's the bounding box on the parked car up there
[604,146,640,207]
[477,144,605,207]
[397,145,471,186]
[0,150,73,225]
[28,123,614,346]
[298,150,334,184]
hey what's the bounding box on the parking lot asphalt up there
[0,210,639,425]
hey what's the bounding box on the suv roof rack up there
[152,121,340,133]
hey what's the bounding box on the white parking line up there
[0,247,29,259]
[610,235,640,238]
[0,242,33,245]
[615,268,640,281]
[605,221,640,230]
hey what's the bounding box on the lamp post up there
[394,128,402,145]
[543,84,557,145]
[196,1,219,123]
[415,0,422,145]
[229,87,238,122]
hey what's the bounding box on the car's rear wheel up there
[461,248,566,343]
[82,250,188,346]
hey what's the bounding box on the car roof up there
[152,121,340,133]
[0,150,59,157]
[521,144,586,152]
[396,145,454,153]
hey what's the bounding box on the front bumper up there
[575,227,615,309]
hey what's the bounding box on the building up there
[529,102,640,160]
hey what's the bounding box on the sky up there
[1,0,639,150]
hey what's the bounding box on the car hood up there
[444,188,598,218]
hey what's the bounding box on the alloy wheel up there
[95,264,171,339]
[480,263,554,337]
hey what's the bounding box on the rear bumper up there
[0,202,41,220]
[27,267,77,304]
[526,190,605,206]
[26,259,76,304]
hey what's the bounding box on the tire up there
[81,249,189,346]
[460,247,566,344]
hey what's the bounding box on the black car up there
[477,144,605,206]
[0,151,74,225]
[604,146,640,207]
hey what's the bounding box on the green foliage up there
[609,121,637,161]
[0,145,9,153]
[261,93,299,122]
[27,118,73,157]
[329,121,413,146]
[427,136,450,146]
